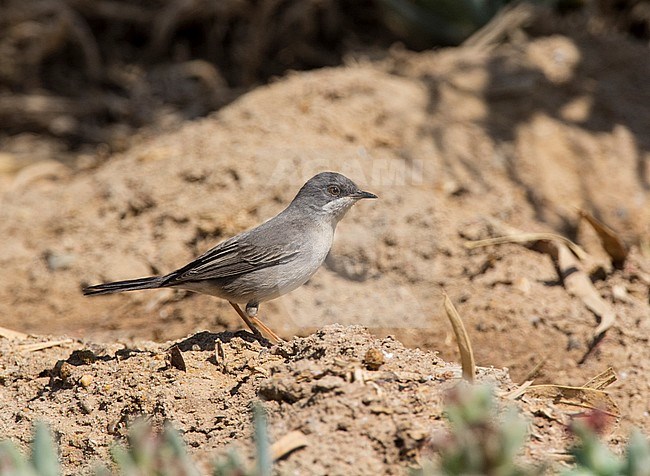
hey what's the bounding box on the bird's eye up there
[327,185,341,196]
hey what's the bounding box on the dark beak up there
[351,190,378,200]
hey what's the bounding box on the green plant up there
[212,403,271,476]
[0,422,60,476]
[563,415,650,476]
[0,404,272,476]
[413,384,542,475]
[415,385,650,476]
[107,405,272,476]
[429,384,539,475]
[106,421,200,476]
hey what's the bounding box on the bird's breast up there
[255,224,334,301]
[288,224,334,280]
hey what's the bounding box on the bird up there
[83,172,377,342]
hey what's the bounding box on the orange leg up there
[228,302,284,343]
[250,316,284,343]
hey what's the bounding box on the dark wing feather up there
[161,237,299,285]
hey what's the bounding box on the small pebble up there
[56,361,72,381]
[363,348,385,371]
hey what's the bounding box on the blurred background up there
[1,0,649,164]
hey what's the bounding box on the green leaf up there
[624,430,650,476]
[30,423,59,476]
[253,403,271,476]
[0,440,37,475]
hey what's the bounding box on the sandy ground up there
[1,30,649,473]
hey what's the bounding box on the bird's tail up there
[83,276,165,296]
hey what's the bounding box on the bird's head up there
[290,172,377,223]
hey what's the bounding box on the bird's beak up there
[350,190,378,200]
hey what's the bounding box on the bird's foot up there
[228,301,284,344]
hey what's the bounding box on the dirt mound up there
[0,325,523,475]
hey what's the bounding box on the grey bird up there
[83,172,377,342]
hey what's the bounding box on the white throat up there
[321,197,357,225]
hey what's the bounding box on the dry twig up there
[465,232,588,261]
[442,291,475,383]
[270,430,308,461]
[583,367,617,390]
[463,2,536,50]
[579,209,628,267]
[0,326,29,340]
[557,243,617,338]
[18,339,73,352]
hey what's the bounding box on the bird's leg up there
[228,302,282,343]
[246,302,284,343]
[228,301,263,336]
[250,317,283,343]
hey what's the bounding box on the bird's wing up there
[161,237,300,284]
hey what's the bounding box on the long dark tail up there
[83,276,165,296]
